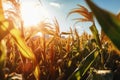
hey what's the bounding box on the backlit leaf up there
[0,0,35,61]
[0,0,11,40]
[0,20,11,40]
[10,28,36,60]
[0,20,35,61]
[33,65,40,80]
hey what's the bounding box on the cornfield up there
[0,0,120,80]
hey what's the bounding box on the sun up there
[20,2,49,28]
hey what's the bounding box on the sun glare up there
[35,32,43,37]
[20,2,49,27]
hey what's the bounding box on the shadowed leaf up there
[67,48,99,80]
[0,40,7,69]
[86,0,120,50]
[90,25,101,48]
[60,32,72,35]
[117,13,120,19]
[117,12,120,20]
[0,40,7,79]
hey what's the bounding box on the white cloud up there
[49,2,61,8]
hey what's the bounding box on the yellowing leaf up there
[0,40,7,69]
[33,65,40,80]
[1,21,9,31]
[0,1,11,40]
[10,28,36,60]
[0,18,35,61]
[0,20,10,40]
[68,60,72,67]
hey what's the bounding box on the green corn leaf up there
[86,0,120,50]
[67,48,99,80]
[90,25,101,48]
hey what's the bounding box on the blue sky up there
[41,0,120,34]
[21,0,120,35]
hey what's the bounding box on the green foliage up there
[67,3,103,80]
[86,0,120,50]
[90,25,101,48]
[67,48,99,80]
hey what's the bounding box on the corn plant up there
[0,0,40,79]
[1,0,120,80]
[86,0,120,50]
[67,0,120,80]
